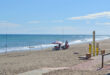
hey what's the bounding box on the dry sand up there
[0,39,110,75]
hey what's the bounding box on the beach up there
[1,0,110,75]
[0,39,110,75]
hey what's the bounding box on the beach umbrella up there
[52,41,63,44]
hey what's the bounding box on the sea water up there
[0,34,110,53]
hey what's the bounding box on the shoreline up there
[0,39,110,75]
[1,38,110,54]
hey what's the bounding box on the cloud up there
[68,11,110,20]
[52,20,64,23]
[95,22,110,26]
[0,21,19,27]
[28,20,64,24]
[28,21,40,24]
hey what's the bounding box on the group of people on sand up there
[54,40,69,50]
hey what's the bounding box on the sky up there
[0,0,110,35]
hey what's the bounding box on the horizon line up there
[0,33,109,36]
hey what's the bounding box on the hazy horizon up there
[0,33,110,36]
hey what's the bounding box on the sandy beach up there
[1,0,110,75]
[0,39,110,75]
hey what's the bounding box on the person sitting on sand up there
[62,40,69,49]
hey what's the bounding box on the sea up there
[0,34,110,53]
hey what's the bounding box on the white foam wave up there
[69,36,110,45]
[0,44,57,53]
[69,40,82,45]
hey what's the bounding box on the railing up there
[101,53,110,68]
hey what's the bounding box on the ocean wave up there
[0,44,57,53]
[69,36,110,45]
[0,36,110,53]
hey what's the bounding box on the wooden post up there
[89,43,92,54]
[86,53,91,59]
[93,31,95,56]
[96,43,99,56]
[102,54,104,68]
[101,50,105,55]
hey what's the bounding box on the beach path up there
[18,55,110,75]
[17,69,51,75]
